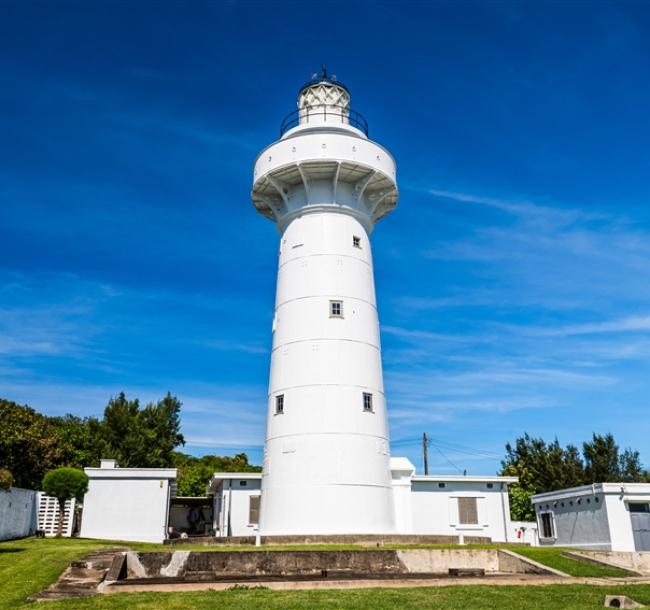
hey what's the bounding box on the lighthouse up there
[251,70,399,535]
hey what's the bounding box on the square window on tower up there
[353,235,361,248]
[362,392,373,412]
[275,394,284,415]
[330,300,343,318]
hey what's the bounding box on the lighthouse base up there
[259,483,396,537]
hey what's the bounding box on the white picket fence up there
[36,492,75,537]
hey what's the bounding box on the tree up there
[619,448,645,482]
[500,463,535,521]
[174,452,261,496]
[501,434,585,495]
[502,432,647,521]
[99,392,185,468]
[0,468,13,491]
[42,468,89,537]
[138,393,185,467]
[0,399,66,489]
[583,433,621,483]
[49,414,103,469]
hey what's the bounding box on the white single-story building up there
[207,472,262,538]
[532,482,650,551]
[207,457,518,542]
[77,457,517,544]
[80,459,177,543]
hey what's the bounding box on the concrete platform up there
[568,551,650,575]
[116,548,557,581]
[41,547,650,601]
[164,534,492,547]
[102,574,650,594]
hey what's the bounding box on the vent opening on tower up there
[353,235,361,248]
[362,392,373,412]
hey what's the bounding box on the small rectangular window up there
[275,394,284,415]
[330,300,343,317]
[539,512,555,538]
[239,480,247,487]
[353,235,361,248]
[249,495,261,525]
[458,497,478,525]
[363,392,373,412]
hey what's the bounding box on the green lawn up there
[0,537,645,609]
[0,537,123,608]
[510,546,633,578]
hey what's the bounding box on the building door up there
[629,503,650,551]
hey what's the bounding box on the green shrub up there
[42,467,89,536]
[0,468,13,490]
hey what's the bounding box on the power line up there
[428,437,464,475]
[391,435,502,460]
[427,437,503,460]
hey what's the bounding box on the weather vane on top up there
[311,65,336,82]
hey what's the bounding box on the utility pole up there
[422,433,429,475]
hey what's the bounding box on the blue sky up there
[2,1,650,475]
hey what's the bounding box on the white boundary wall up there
[37,492,75,537]
[0,487,37,541]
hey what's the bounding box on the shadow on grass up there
[0,548,26,553]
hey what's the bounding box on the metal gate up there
[629,503,650,551]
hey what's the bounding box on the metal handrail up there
[280,105,368,136]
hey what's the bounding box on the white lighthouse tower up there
[251,70,399,535]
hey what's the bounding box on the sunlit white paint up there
[80,460,176,543]
[251,77,398,535]
[532,482,650,551]
[209,460,517,541]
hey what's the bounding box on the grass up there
[0,537,644,609]
[0,537,124,608]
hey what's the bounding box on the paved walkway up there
[104,574,650,594]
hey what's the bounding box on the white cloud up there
[519,314,650,337]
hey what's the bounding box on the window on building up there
[353,235,361,248]
[486,483,494,489]
[438,483,446,488]
[362,392,373,412]
[330,300,343,317]
[629,503,650,513]
[249,495,261,525]
[539,512,555,539]
[458,497,479,525]
[275,394,284,415]
[239,480,247,487]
